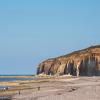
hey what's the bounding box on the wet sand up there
[0,76,100,100]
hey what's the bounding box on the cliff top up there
[46,45,100,61]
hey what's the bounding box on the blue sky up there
[0,0,100,75]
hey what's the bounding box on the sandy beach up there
[0,76,100,100]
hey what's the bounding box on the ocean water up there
[0,76,35,90]
[0,78,33,82]
[0,77,34,82]
[0,76,35,82]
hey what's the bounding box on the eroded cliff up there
[37,45,100,76]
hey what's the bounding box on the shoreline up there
[0,76,100,100]
[0,75,34,78]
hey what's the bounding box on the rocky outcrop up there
[37,45,100,76]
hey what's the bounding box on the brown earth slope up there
[37,45,100,76]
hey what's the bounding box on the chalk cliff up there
[37,45,100,76]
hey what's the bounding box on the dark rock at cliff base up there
[37,45,100,76]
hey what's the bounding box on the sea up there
[0,75,36,99]
[0,75,35,89]
[0,75,35,82]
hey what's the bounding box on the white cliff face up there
[37,45,100,76]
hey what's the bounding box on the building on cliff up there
[37,45,100,76]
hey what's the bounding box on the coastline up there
[0,76,100,100]
[0,75,34,78]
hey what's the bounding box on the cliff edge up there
[37,45,100,76]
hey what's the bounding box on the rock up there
[37,45,100,76]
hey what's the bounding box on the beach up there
[0,76,100,100]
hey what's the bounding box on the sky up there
[0,0,100,75]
